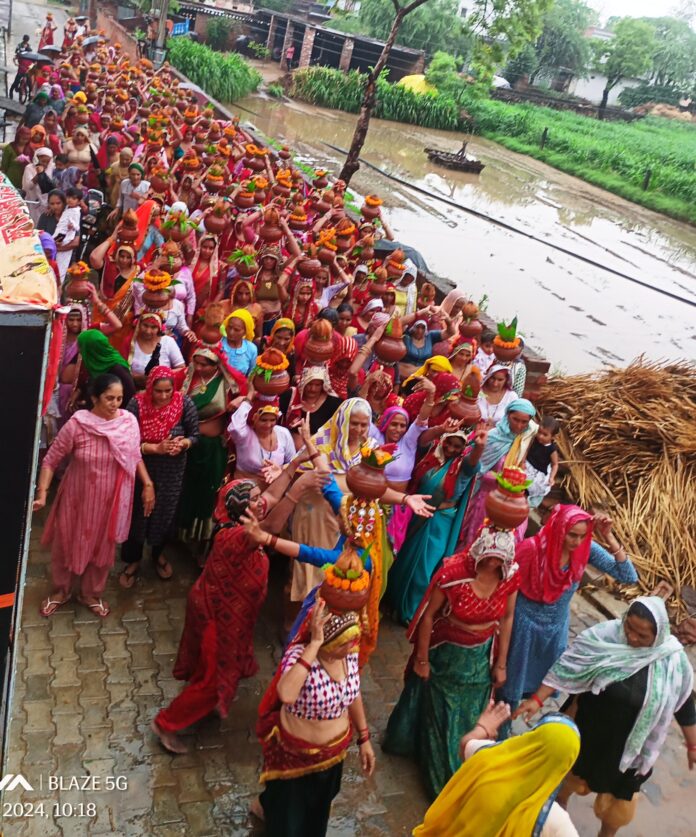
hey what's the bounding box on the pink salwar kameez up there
[41,410,141,598]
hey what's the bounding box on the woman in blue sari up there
[387,426,487,625]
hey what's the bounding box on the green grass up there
[289,66,696,225]
[168,39,261,103]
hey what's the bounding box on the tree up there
[504,42,536,85]
[339,0,432,184]
[640,17,696,89]
[528,0,596,84]
[593,18,655,115]
[425,50,461,91]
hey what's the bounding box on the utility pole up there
[153,0,170,67]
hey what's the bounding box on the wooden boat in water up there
[425,143,485,173]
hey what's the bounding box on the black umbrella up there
[82,35,108,47]
[39,45,62,55]
[75,15,88,21]
[373,239,430,273]
[20,52,53,63]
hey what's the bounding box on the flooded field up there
[238,95,696,373]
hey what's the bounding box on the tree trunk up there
[339,10,405,184]
[598,85,610,120]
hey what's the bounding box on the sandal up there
[39,595,70,618]
[79,598,110,618]
[155,554,173,581]
[119,563,139,589]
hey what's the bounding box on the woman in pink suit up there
[33,374,155,618]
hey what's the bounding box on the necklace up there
[197,372,216,394]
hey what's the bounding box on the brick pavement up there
[4,510,696,836]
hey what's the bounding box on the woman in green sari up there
[383,526,520,800]
[178,347,246,552]
[387,428,486,625]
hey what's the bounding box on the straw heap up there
[536,358,696,613]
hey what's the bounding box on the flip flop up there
[39,596,70,617]
[154,555,173,581]
[79,598,110,618]
[119,563,139,589]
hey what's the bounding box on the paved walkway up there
[4,506,696,836]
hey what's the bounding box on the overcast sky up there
[587,0,687,24]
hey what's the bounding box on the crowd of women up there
[14,27,695,837]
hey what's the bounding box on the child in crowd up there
[474,330,495,375]
[524,415,560,508]
[54,186,83,245]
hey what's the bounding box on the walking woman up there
[384,526,519,799]
[220,308,258,377]
[76,330,137,408]
[33,374,155,618]
[415,704,581,837]
[387,427,487,625]
[120,367,200,588]
[152,480,269,754]
[253,600,375,836]
[498,505,637,719]
[178,346,247,545]
[516,597,695,837]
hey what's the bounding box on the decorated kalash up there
[485,465,532,531]
[319,445,397,669]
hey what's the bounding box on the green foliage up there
[639,16,696,90]
[425,51,461,93]
[618,83,683,108]
[593,18,655,94]
[529,0,596,82]
[504,43,536,85]
[267,83,284,98]
[167,38,261,102]
[248,41,271,60]
[205,18,232,52]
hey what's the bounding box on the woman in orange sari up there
[191,234,221,310]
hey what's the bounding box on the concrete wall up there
[568,73,641,106]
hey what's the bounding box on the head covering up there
[440,289,466,316]
[182,345,248,398]
[328,334,358,399]
[312,397,372,474]
[269,317,296,352]
[414,715,580,837]
[321,611,361,651]
[376,405,409,436]
[517,504,593,603]
[411,430,472,500]
[544,597,693,775]
[410,319,428,334]
[33,146,53,163]
[360,298,383,317]
[77,329,129,378]
[403,355,453,389]
[469,525,518,578]
[284,277,318,329]
[221,308,254,342]
[213,478,256,530]
[248,397,281,426]
[478,399,537,473]
[134,366,184,443]
[369,311,391,330]
[403,371,462,423]
[481,363,512,390]
[128,161,144,176]
[170,200,188,216]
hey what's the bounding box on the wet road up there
[239,96,696,374]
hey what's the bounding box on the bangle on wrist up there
[400,493,408,506]
[475,722,492,738]
[531,693,544,709]
[686,744,696,752]
[296,658,312,673]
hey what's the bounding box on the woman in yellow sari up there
[415,705,580,837]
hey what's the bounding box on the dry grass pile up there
[536,358,696,612]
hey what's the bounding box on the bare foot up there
[151,719,189,754]
[249,796,265,822]
[477,699,511,737]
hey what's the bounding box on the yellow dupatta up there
[413,718,580,837]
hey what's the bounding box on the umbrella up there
[75,15,88,21]
[20,52,54,63]
[177,82,203,92]
[82,35,108,47]
[39,45,62,56]
[373,240,430,273]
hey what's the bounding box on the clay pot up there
[346,462,387,501]
[150,173,168,194]
[485,483,529,530]
[358,245,374,262]
[235,260,258,278]
[254,187,268,204]
[205,177,224,194]
[288,216,307,231]
[304,337,334,364]
[361,204,380,220]
[273,182,291,198]
[252,368,291,396]
[336,236,352,253]
[319,578,370,613]
[204,212,227,235]
[313,174,329,189]
[65,277,92,301]
[117,226,138,243]
[258,224,283,243]
[317,247,336,265]
[235,192,256,209]
[386,263,404,280]
[138,106,150,118]
[297,258,321,279]
[460,319,483,340]
[374,336,406,363]
[493,343,523,363]
[313,197,332,214]
[194,140,207,156]
[163,225,188,243]
[245,156,266,172]
[142,288,171,309]
[279,147,291,160]
[449,397,481,426]
[198,324,223,345]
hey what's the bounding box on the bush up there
[267,83,284,98]
[205,19,232,51]
[168,38,261,103]
[618,83,683,109]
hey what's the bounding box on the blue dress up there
[387,459,478,625]
[498,542,638,711]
